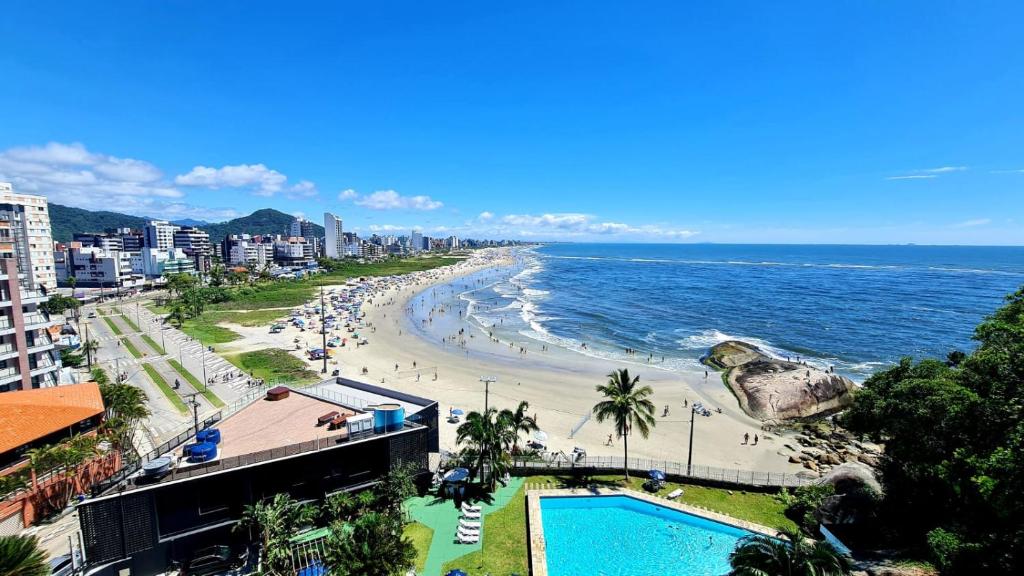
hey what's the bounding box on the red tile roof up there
[0,383,105,453]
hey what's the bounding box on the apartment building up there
[172,226,212,273]
[0,183,56,291]
[0,258,61,392]
[324,212,344,258]
[143,220,179,250]
[54,244,143,288]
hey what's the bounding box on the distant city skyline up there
[1,2,1022,245]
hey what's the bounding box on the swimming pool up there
[538,494,753,576]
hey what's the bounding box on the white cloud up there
[990,168,1024,174]
[354,189,443,211]
[0,141,246,222]
[286,180,318,199]
[953,218,992,228]
[175,163,288,196]
[338,188,358,200]
[886,166,967,180]
[367,224,407,232]
[488,212,697,240]
[478,211,494,221]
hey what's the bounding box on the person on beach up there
[743,433,749,444]
[753,434,759,445]
[606,434,614,446]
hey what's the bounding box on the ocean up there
[450,243,1024,381]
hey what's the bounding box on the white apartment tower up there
[144,220,179,250]
[324,212,344,259]
[0,183,57,291]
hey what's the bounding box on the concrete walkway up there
[406,478,525,576]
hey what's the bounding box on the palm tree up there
[324,511,416,576]
[498,400,538,454]
[81,339,99,369]
[236,493,316,575]
[592,368,656,480]
[456,408,513,492]
[729,530,852,576]
[0,535,49,576]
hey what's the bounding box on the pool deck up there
[406,477,525,576]
[526,487,779,576]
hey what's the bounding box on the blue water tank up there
[196,428,221,445]
[188,442,217,463]
[372,404,405,433]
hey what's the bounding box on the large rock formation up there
[703,340,856,423]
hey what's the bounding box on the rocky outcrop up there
[703,340,856,422]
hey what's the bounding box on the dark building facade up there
[78,382,438,576]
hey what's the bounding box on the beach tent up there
[446,571,468,576]
[649,469,666,481]
[443,468,470,483]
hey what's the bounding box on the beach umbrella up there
[445,571,468,576]
[443,467,470,483]
[649,469,666,481]
[451,408,465,416]
[533,430,548,443]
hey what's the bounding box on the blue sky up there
[1,1,1022,244]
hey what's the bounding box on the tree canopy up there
[842,288,1024,574]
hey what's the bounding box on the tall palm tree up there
[0,535,49,576]
[729,530,852,576]
[498,400,538,454]
[456,408,513,492]
[81,339,99,369]
[592,368,656,480]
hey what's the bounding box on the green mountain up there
[49,204,324,244]
[200,208,324,244]
[49,204,149,242]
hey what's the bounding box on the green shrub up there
[784,484,835,534]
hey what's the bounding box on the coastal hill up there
[48,205,324,243]
[703,340,856,422]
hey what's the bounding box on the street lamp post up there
[686,405,696,476]
[479,376,496,412]
[201,343,208,392]
[320,283,327,374]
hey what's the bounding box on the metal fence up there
[513,454,812,488]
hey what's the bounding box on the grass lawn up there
[440,474,795,576]
[206,256,462,312]
[141,364,188,413]
[145,303,168,315]
[120,314,141,333]
[441,483,529,576]
[121,338,144,359]
[203,309,289,327]
[404,522,433,574]
[180,316,241,345]
[141,334,166,355]
[168,359,225,408]
[102,316,122,336]
[224,348,319,384]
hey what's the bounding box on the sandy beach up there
[220,248,803,474]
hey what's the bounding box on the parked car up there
[49,553,75,576]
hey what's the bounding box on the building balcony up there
[27,339,55,354]
[0,366,21,385]
[0,342,16,361]
[23,313,58,330]
[19,290,47,305]
[30,362,60,378]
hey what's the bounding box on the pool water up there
[540,495,751,576]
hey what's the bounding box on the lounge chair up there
[461,511,481,520]
[459,524,481,533]
[460,519,482,529]
[666,488,683,500]
[458,526,480,538]
[461,502,481,513]
[456,531,479,544]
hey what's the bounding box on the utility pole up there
[201,343,208,392]
[135,301,140,333]
[479,376,496,412]
[686,405,696,476]
[320,282,327,374]
[188,393,200,434]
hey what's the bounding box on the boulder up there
[705,341,857,422]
